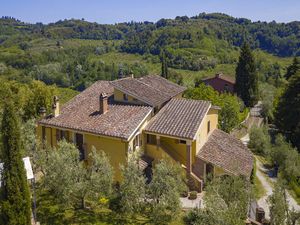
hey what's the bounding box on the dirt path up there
[256,158,273,219]
[240,103,299,218]
[255,158,300,219]
[241,132,300,219]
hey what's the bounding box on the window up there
[75,133,85,161]
[123,93,128,101]
[207,121,211,134]
[179,140,186,144]
[56,129,69,142]
[42,126,46,144]
[224,83,229,92]
[146,134,157,145]
[133,133,142,150]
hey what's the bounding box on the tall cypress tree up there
[161,49,168,79]
[285,57,299,80]
[235,42,258,107]
[0,97,31,225]
[275,71,300,150]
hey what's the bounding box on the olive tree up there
[147,159,187,224]
[43,141,113,208]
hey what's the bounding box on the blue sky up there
[1,0,300,24]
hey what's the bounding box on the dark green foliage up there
[119,156,146,215]
[184,176,250,225]
[0,15,295,92]
[147,160,186,224]
[275,71,300,150]
[160,49,168,79]
[0,94,31,225]
[248,126,271,155]
[264,63,283,87]
[1,14,299,57]
[188,191,197,200]
[285,57,299,80]
[235,42,259,107]
[185,84,245,132]
[42,141,114,209]
[268,182,288,225]
[270,135,300,182]
[219,95,241,132]
[267,180,300,225]
[0,79,58,121]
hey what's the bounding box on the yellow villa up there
[37,75,253,190]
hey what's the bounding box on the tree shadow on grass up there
[36,188,149,225]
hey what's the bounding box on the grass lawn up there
[253,173,266,200]
[36,187,186,225]
[287,189,300,205]
[253,157,267,200]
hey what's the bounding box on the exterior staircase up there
[159,140,203,192]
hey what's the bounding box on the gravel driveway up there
[256,158,300,219]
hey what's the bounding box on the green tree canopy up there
[184,176,250,225]
[43,141,113,209]
[235,42,258,107]
[147,159,186,224]
[285,57,299,80]
[119,155,146,216]
[161,49,169,79]
[0,94,31,225]
[185,84,245,132]
[248,126,271,156]
[275,71,300,150]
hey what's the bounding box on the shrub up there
[188,191,198,200]
[248,126,270,155]
[290,179,300,198]
[181,190,189,198]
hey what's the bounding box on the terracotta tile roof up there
[138,75,187,98]
[110,75,186,107]
[197,129,253,177]
[202,73,236,84]
[145,98,211,139]
[39,81,152,140]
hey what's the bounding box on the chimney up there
[99,93,108,114]
[39,107,47,118]
[52,96,60,117]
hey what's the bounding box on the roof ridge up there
[138,75,185,96]
[171,97,211,104]
[110,78,170,106]
[109,103,152,109]
[135,76,171,98]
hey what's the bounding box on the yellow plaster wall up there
[195,108,218,154]
[144,135,197,167]
[214,166,226,176]
[114,88,147,105]
[84,134,127,181]
[160,136,187,165]
[37,124,127,181]
[145,144,177,164]
[127,112,152,156]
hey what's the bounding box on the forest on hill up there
[1,12,300,225]
[0,13,298,90]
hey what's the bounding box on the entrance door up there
[206,163,214,181]
[75,133,84,160]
